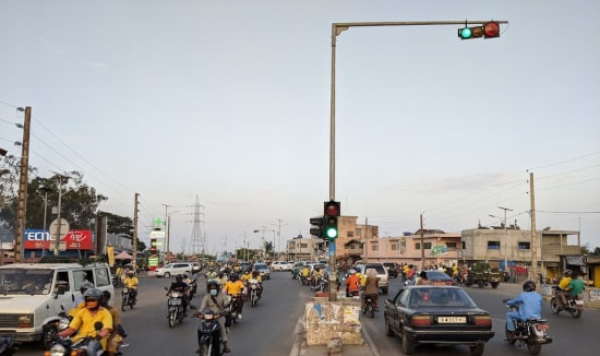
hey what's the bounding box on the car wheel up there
[384,317,394,337]
[401,333,415,355]
[164,272,171,278]
[469,343,485,356]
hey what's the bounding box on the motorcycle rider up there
[555,270,573,309]
[250,270,263,298]
[100,291,127,356]
[345,269,361,297]
[206,268,217,281]
[215,271,228,288]
[123,271,139,304]
[505,280,543,339]
[196,280,231,354]
[311,266,324,288]
[569,272,586,301]
[58,288,113,356]
[223,272,245,319]
[361,268,379,311]
[167,274,189,316]
[300,265,310,284]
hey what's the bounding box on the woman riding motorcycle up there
[196,280,230,354]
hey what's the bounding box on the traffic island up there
[304,296,364,346]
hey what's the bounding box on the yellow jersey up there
[240,273,253,282]
[124,277,139,289]
[70,307,113,349]
[224,280,245,295]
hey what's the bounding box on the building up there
[286,237,326,261]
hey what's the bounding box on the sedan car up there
[271,261,292,272]
[384,285,494,355]
[420,270,454,286]
[252,263,270,280]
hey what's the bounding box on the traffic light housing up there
[309,216,325,238]
[323,200,341,240]
[458,21,500,40]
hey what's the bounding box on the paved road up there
[365,276,600,356]
[17,271,307,356]
[16,271,600,356]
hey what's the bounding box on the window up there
[415,243,420,250]
[518,242,531,250]
[356,228,362,237]
[391,243,399,251]
[424,242,432,249]
[372,244,379,251]
[56,271,70,292]
[300,243,308,249]
[462,241,466,249]
[95,267,110,287]
[446,242,457,249]
[487,241,500,250]
[347,231,354,238]
[73,269,94,291]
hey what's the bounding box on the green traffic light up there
[459,27,472,39]
[326,227,338,239]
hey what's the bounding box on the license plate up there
[575,300,584,305]
[438,316,466,323]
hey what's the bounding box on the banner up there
[24,229,94,250]
[107,246,115,266]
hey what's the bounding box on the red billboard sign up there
[24,229,94,250]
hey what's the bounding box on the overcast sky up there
[1,0,598,255]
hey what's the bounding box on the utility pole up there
[13,106,31,263]
[272,218,287,260]
[530,172,539,285]
[420,214,425,269]
[132,193,139,270]
[162,203,171,257]
[497,206,513,273]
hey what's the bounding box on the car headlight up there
[49,343,67,356]
[17,314,34,328]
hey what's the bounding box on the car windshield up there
[0,268,54,295]
[365,265,386,274]
[427,271,451,280]
[409,288,476,308]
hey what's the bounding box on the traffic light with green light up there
[323,200,341,240]
[458,21,500,40]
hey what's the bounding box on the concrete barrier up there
[304,296,364,346]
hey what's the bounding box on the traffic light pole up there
[328,20,508,301]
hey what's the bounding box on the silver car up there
[252,263,271,280]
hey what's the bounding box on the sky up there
[1,0,599,255]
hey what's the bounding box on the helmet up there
[523,280,536,292]
[83,288,103,300]
[207,280,219,293]
[229,273,239,281]
[176,274,183,282]
[80,281,94,293]
[102,290,112,301]
[354,267,361,273]
[564,269,573,276]
[349,269,356,275]
[127,270,134,275]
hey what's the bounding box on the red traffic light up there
[324,200,341,217]
[483,21,500,38]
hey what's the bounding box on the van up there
[0,262,115,344]
[354,262,390,294]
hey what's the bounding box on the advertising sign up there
[24,229,94,250]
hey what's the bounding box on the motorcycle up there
[112,274,124,288]
[298,274,310,286]
[45,322,107,356]
[164,288,185,328]
[550,286,584,318]
[42,309,72,350]
[363,295,377,318]
[121,287,135,311]
[227,294,243,323]
[195,310,224,356]
[189,276,198,302]
[504,303,552,355]
[0,334,16,356]
[248,279,260,307]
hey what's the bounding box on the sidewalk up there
[289,318,379,356]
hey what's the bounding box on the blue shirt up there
[507,291,543,320]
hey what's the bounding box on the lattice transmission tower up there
[188,195,205,257]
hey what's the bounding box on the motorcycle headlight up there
[50,344,66,356]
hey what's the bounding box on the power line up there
[528,151,600,171]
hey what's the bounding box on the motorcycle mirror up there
[94,322,103,331]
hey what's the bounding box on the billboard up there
[24,229,94,250]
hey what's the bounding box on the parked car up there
[252,263,271,280]
[190,262,202,274]
[355,262,389,294]
[384,285,494,355]
[154,262,193,278]
[383,262,398,278]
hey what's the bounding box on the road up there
[16,270,600,355]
